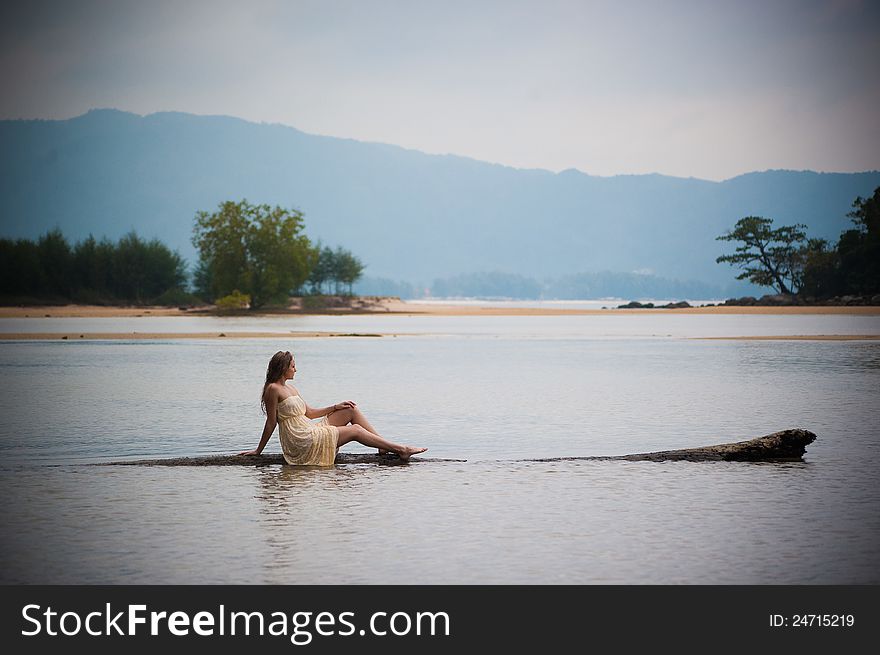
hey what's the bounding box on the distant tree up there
[192,200,316,308]
[111,231,187,303]
[305,246,365,295]
[112,232,148,301]
[37,228,73,298]
[837,187,879,295]
[0,238,44,297]
[716,216,808,294]
[334,247,365,295]
[192,259,214,301]
[431,271,543,299]
[799,238,840,299]
[1,230,185,304]
[306,244,334,295]
[0,239,12,295]
[72,235,117,302]
[73,235,102,296]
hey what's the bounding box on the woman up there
[239,350,427,464]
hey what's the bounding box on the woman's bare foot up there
[378,448,390,456]
[396,446,428,461]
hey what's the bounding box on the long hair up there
[262,350,292,414]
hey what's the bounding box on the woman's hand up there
[238,449,261,456]
[333,400,357,411]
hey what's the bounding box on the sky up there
[1,0,878,181]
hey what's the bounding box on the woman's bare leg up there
[335,424,427,461]
[327,406,391,454]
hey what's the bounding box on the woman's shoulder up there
[265,382,297,400]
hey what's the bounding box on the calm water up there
[1,309,878,584]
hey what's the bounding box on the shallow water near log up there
[0,311,878,583]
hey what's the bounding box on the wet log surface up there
[99,452,466,466]
[528,428,817,463]
[100,429,816,466]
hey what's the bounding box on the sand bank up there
[1,300,879,318]
[3,332,877,342]
[0,332,389,341]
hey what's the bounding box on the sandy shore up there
[382,300,880,316]
[1,299,877,341]
[2,332,875,341]
[0,332,390,340]
[1,300,879,318]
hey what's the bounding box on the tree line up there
[716,187,879,299]
[0,229,189,305]
[1,199,365,308]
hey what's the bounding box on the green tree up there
[716,216,808,294]
[334,247,365,295]
[192,200,316,308]
[192,258,214,301]
[0,238,44,297]
[799,238,840,299]
[837,187,879,295]
[110,231,186,303]
[1,230,185,304]
[73,235,102,296]
[37,228,73,298]
[306,244,334,295]
[143,237,187,299]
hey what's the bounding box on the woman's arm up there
[305,399,356,419]
[238,391,278,455]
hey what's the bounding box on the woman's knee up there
[327,407,352,426]
[335,425,359,445]
[338,424,364,439]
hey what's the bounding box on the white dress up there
[276,395,339,465]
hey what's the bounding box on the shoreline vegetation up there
[4,187,875,314]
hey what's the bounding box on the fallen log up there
[100,429,816,466]
[527,428,817,463]
[100,452,466,466]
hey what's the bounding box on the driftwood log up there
[100,452,466,467]
[101,429,816,466]
[532,428,817,463]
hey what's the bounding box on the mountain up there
[1,109,878,297]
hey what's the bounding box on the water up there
[1,309,878,584]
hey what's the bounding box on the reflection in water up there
[251,464,396,582]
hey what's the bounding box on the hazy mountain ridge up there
[2,109,878,297]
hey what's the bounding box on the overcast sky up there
[1,0,878,180]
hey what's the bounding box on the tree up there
[306,244,334,295]
[304,245,364,295]
[192,200,316,308]
[716,216,807,294]
[799,238,839,299]
[837,187,879,295]
[1,230,185,304]
[0,238,43,297]
[110,231,187,303]
[334,247,365,295]
[37,228,73,298]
